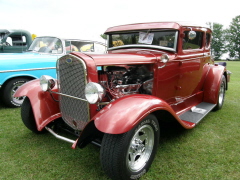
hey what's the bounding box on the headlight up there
[85,82,105,104]
[40,75,55,91]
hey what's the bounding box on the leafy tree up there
[207,22,226,59]
[100,34,107,40]
[225,15,240,60]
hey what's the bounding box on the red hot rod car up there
[15,22,227,180]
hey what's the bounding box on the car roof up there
[105,21,210,33]
[0,29,30,34]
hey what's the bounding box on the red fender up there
[14,79,60,131]
[203,64,225,104]
[93,94,195,134]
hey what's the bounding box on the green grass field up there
[0,61,239,180]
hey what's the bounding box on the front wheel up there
[213,75,226,111]
[100,114,160,180]
[1,78,30,107]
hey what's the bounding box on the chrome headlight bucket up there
[160,54,169,63]
[85,82,105,104]
[158,54,169,69]
[40,75,56,91]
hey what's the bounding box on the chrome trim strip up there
[172,57,202,61]
[173,31,178,50]
[45,127,75,144]
[0,67,56,73]
[50,91,88,102]
[91,141,101,147]
[108,44,176,52]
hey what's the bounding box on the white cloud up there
[0,0,239,41]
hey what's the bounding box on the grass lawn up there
[0,61,239,180]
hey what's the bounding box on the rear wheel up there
[1,78,30,107]
[213,75,226,111]
[100,114,159,180]
[21,97,41,133]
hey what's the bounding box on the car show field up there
[0,61,239,180]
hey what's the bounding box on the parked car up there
[0,29,35,53]
[0,36,106,107]
[15,22,228,180]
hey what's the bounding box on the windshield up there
[108,30,178,51]
[28,37,63,54]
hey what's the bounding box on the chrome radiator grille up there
[57,54,89,130]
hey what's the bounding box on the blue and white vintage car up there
[0,36,106,107]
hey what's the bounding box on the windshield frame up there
[107,30,178,52]
[28,37,63,54]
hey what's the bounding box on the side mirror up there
[188,31,196,40]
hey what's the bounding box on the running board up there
[179,102,216,124]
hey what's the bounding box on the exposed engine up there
[99,65,153,99]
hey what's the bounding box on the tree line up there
[208,15,240,60]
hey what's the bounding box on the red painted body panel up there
[203,64,225,104]
[78,49,159,66]
[14,79,60,131]
[93,94,195,134]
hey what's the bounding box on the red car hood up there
[83,49,168,66]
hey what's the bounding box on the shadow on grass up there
[160,121,189,139]
[0,100,5,109]
[14,124,190,180]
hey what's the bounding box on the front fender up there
[14,79,60,131]
[93,94,185,134]
[203,64,225,104]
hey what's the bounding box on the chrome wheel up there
[127,124,154,172]
[218,79,225,107]
[11,81,26,105]
[214,75,226,111]
[100,114,159,180]
[1,78,29,107]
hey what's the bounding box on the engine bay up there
[98,65,154,100]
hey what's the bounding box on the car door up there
[175,29,206,98]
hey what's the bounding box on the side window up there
[65,41,79,53]
[183,31,203,50]
[9,35,27,46]
[205,33,211,48]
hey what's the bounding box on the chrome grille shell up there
[57,54,89,130]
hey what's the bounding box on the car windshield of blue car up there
[28,37,63,54]
[108,30,178,51]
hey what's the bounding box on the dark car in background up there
[0,29,35,53]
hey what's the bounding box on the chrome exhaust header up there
[45,127,75,144]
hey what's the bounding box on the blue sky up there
[1,0,239,42]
